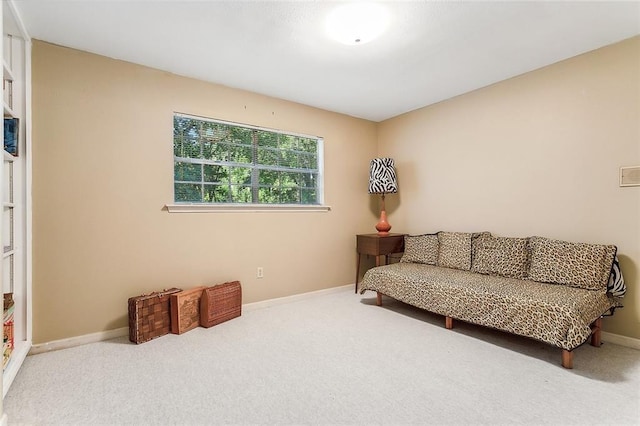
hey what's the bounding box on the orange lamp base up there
[375,195,392,235]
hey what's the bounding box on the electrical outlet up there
[257,267,264,279]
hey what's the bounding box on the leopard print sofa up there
[359,232,620,369]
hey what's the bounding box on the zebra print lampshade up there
[369,158,398,194]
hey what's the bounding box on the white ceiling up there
[12,1,640,122]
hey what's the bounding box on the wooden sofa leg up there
[445,316,453,329]
[590,317,602,347]
[562,350,574,369]
[376,292,382,306]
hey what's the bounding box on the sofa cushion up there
[400,234,439,265]
[438,232,472,270]
[472,236,530,279]
[528,236,617,290]
[471,231,492,260]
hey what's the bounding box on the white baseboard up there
[1,413,7,426]
[30,327,129,355]
[601,331,640,350]
[243,284,351,312]
[29,284,353,355]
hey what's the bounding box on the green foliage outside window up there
[173,114,321,204]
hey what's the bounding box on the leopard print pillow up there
[471,236,530,279]
[400,234,439,265]
[528,236,617,290]
[472,231,492,259]
[437,232,472,270]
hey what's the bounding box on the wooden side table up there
[355,233,405,293]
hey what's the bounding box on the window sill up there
[165,203,331,213]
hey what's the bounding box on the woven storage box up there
[200,281,242,328]
[170,287,206,335]
[128,288,181,344]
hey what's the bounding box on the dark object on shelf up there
[4,118,18,156]
[200,281,242,328]
[128,288,182,344]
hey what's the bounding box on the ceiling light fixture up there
[325,3,390,46]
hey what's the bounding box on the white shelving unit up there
[1,0,31,401]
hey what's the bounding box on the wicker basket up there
[200,281,242,328]
[170,287,205,335]
[128,288,181,344]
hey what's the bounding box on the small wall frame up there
[620,166,640,187]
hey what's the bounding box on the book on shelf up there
[3,293,14,371]
[4,117,18,156]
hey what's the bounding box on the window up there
[173,113,323,205]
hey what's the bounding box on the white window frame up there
[167,113,329,213]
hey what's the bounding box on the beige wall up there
[378,36,640,339]
[33,36,640,344]
[32,41,378,343]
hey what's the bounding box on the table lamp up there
[368,158,398,235]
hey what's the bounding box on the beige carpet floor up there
[4,287,640,425]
